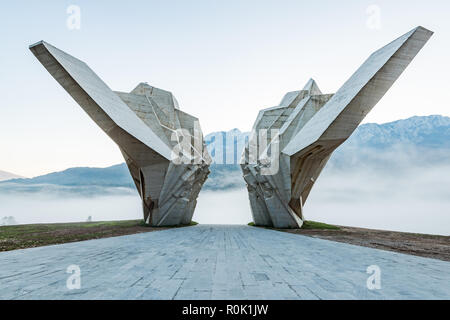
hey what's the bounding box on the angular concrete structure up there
[30,41,210,226]
[241,26,433,228]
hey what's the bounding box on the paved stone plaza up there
[0,225,449,299]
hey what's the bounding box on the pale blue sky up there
[1,0,449,177]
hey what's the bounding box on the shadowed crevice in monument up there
[29,41,211,226]
[241,26,433,228]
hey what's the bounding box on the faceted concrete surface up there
[241,26,433,228]
[0,225,449,300]
[30,42,211,226]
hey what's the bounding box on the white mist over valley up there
[1,116,449,235]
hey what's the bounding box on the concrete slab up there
[0,225,448,299]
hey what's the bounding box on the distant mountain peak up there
[363,115,450,128]
[0,170,24,182]
[206,128,245,136]
[341,115,450,149]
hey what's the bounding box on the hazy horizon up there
[2,161,449,236]
[1,115,449,235]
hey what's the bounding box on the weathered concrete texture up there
[241,26,433,228]
[29,41,210,226]
[0,225,448,300]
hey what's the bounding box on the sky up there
[0,0,449,177]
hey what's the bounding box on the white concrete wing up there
[29,41,172,160]
[283,26,433,157]
[242,26,433,228]
[30,41,210,226]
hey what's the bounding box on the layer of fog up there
[0,165,449,235]
[305,164,450,236]
[0,193,142,225]
[194,189,252,225]
[0,188,252,226]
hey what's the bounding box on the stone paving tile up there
[0,225,449,299]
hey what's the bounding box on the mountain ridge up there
[1,115,449,191]
[0,170,24,182]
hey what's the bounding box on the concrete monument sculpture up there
[30,41,210,226]
[241,26,433,228]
